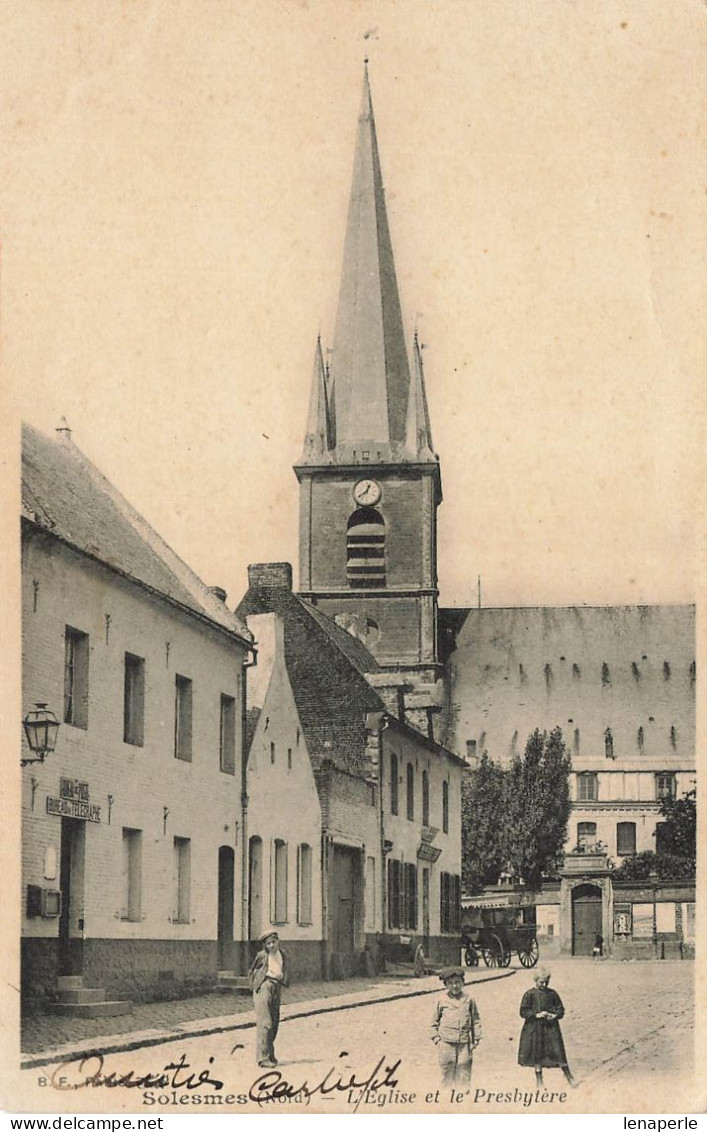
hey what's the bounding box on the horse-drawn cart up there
[462,904,539,969]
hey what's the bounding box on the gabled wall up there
[245,613,323,979]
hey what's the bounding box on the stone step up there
[56,975,84,991]
[216,973,250,994]
[56,987,106,1004]
[47,1000,133,1018]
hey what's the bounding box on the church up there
[291,64,696,959]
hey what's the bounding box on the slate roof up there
[237,581,385,776]
[21,422,252,643]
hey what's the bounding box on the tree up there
[657,788,696,867]
[461,751,509,893]
[505,728,572,889]
[613,789,696,881]
[461,728,572,892]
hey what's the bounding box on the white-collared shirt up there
[266,949,284,981]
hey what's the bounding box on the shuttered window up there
[347,508,386,588]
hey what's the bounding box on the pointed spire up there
[328,63,411,456]
[405,331,435,459]
[301,335,334,462]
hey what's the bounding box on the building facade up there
[292,68,696,962]
[236,561,463,979]
[21,423,253,1004]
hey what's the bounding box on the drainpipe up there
[241,650,258,967]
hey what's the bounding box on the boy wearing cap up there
[248,931,289,1068]
[431,967,482,1085]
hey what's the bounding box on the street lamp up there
[22,703,60,766]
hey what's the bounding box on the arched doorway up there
[571,883,602,956]
[248,836,263,941]
[217,846,234,970]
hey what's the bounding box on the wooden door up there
[248,837,263,941]
[572,884,602,955]
[217,846,234,969]
[422,868,430,950]
[58,818,84,976]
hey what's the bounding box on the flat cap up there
[439,966,466,982]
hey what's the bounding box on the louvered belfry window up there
[347,507,386,588]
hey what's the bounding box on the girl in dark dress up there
[518,968,576,1087]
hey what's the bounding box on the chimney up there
[56,416,72,442]
[247,563,293,592]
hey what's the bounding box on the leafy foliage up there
[612,849,695,882]
[657,788,696,867]
[505,728,572,889]
[461,751,508,893]
[461,728,573,892]
[613,789,696,881]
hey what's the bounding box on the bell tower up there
[294,64,442,683]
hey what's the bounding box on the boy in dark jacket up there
[248,931,289,1067]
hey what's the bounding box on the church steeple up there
[406,331,435,460]
[301,335,334,461]
[327,63,412,458]
[295,66,442,682]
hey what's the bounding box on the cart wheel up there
[482,933,504,968]
[413,944,426,978]
[500,945,512,967]
[464,945,479,967]
[518,937,539,968]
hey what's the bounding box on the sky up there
[3,0,705,610]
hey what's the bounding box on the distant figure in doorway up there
[431,967,482,1085]
[248,930,289,1068]
[592,933,603,959]
[518,968,576,1088]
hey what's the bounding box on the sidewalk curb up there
[20,970,517,1071]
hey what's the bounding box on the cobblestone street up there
[16,959,697,1115]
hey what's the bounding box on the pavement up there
[20,965,517,1067]
[14,959,698,1115]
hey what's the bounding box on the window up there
[422,771,430,826]
[465,739,477,762]
[365,855,377,931]
[577,773,598,802]
[404,862,418,929]
[297,844,312,924]
[442,780,449,834]
[656,773,676,802]
[440,872,461,933]
[604,728,614,759]
[387,859,403,928]
[121,828,142,921]
[273,839,288,923]
[287,748,293,769]
[174,675,193,761]
[406,764,414,821]
[270,742,276,764]
[123,653,145,746]
[64,626,89,729]
[655,821,669,853]
[173,837,191,922]
[390,753,399,815]
[346,508,386,588]
[220,694,236,774]
[577,821,597,850]
[617,822,636,856]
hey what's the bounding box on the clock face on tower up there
[353,479,382,507]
